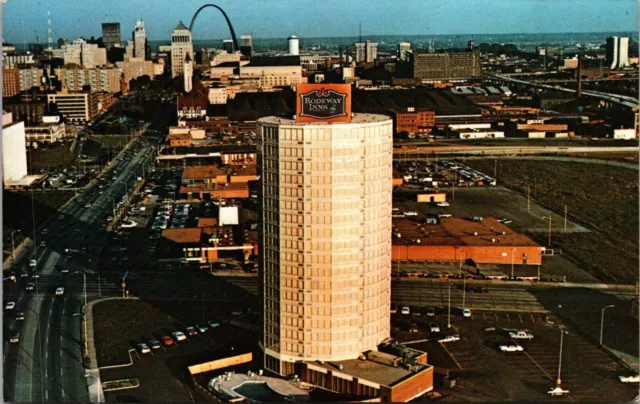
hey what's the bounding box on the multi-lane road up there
[3,103,171,403]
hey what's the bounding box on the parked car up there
[162,336,175,346]
[196,325,208,333]
[618,375,640,383]
[509,331,534,340]
[400,306,411,315]
[172,331,187,342]
[55,287,65,296]
[5,301,16,310]
[9,331,20,343]
[25,283,35,292]
[185,326,198,336]
[14,311,25,321]
[437,202,450,207]
[408,323,419,333]
[426,308,436,317]
[429,323,441,333]
[137,343,151,354]
[499,344,524,352]
[148,340,162,350]
[29,259,37,267]
[462,308,471,318]
[207,321,220,329]
[438,334,461,343]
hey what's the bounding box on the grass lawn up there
[88,135,129,149]
[465,159,639,284]
[26,142,77,172]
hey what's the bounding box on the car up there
[137,343,151,354]
[60,267,70,274]
[185,326,198,336]
[172,331,187,342]
[32,271,40,279]
[162,336,175,346]
[438,334,461,343]
[509,331,534,340]
[25,283,35,292]
[5,301,16,310]
[55,287,65,296]
[426,308,436,317]
[207,321,220,329]
[499,344,524,352]
[462,308,471,318]
[29,259,37,267]
[39,241,47,247]
[85,203,92,208]
[41,229,49,236]
[408,323,419,333]
[58,215,65,220]
[21,270,29,278]
[14,311,25,321]
[148,340,162,350]
[9,331,20,343]
[400,306,410,315]
[196,325,208,333]
[618,375,640,383]
[438,214,452,219]
[437,202,450,207]
[547,386,570,396]
[429,323,441,333]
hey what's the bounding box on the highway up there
[2,102,171,403]
[393,145,639,156]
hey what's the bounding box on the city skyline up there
[3,0,638,43]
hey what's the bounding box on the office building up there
[288,35,299,56]
[116,58,155,86]
[25,116,67,143]
[413,50,481,81]
[46,91,99,122]
[134,19,147,60]
[257,110,393,376]
[62,39,107,68]
[393,107,435,134]
[210,50,243,67]
[397,42,412,61]
[124,40,135,62]
[223,39,234,54]
[55,67,121,93]
[3,101,45,125]
[102,22,121,48]
[355,41,378,63]
[239,56,306,88]
[2,54,35,69]
[2,68,20,97]
[171,21,194,78]
[606,36,630,69]
[18,68,44,92]
[2,113,28,183]
[240,34,253,57]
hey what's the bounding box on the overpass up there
[489,74,639,109]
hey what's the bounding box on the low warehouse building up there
[391,217,543,265]
[417,193,446,203]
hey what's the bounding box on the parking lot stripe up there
[521,350,554,381]
[518,314,523,323]
[482,312,487,322]
[506,313,511,322]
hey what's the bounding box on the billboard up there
[296,84,352,123]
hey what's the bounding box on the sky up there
[2,0,638,43]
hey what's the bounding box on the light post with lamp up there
[600,304,615,347]
[542,215,552,247]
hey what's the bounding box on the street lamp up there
[10,229,21,260]
[600,304,615,347]
[541,216,552,247]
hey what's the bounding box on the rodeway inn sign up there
[295,84,352,123]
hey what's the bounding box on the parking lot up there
[391,309,638,402]
[94,299,257,403]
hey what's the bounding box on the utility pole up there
[537,265,541,282]
[511,248,516,278]
[548,215,552,247]
[447,282,451,329]
[564,205,568,233]
[493,159,497,178]
[556,327,566,388]
[526,185,531,212]
[462,276,466,309]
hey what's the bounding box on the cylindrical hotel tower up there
[257,113,393,376]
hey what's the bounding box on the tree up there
[503,44,518,54]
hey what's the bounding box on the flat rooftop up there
[258,113,391,126]
[392,217,540,247]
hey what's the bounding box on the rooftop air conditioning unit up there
[473,232,478,236]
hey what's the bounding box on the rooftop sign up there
[296,84,351,123]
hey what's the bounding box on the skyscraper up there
[101,22,121,48]
[133,19,147,60]
[257,86,393,376]
[606,36,630,69]
[171,21,193,78]
[355,41,378,63]
[240,34,253,57]
[223,39,234,54]
[397,42,412,61]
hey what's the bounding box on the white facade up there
[208,87,228,104]
[134,19,147,60]
[457,130,505,139]
[239,65,306,88]
[448,123,492,131]
[2,120,28,182]
[258,113,393,375]
[184,57,193,93]
[210,50,243,67]
[613,128,636,139]
[355,41,378,63]
[62,39,107,68]
[288,35,299,56]
[397,42,412,61]
[25,123,67,143]
[171,22,193,78]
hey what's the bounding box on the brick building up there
[392,108,435,134]
[2,68,20,98]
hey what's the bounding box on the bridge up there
[489,74,639,109]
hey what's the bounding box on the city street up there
[2,102,172,403]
